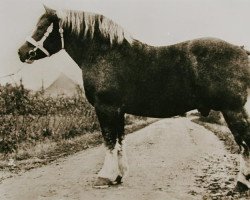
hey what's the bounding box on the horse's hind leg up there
[222,108,250,191]
[94,106,127,188]
[116,114,129,183]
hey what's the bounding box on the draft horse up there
[18,6,250,190]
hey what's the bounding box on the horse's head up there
[18,5,64,64]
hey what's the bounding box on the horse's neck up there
[63,32,86,66]
[63,30,154,68]
[63,30,108,67]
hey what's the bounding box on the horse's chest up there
[82,68,121,105]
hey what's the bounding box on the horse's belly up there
[125,108,193,118]
[123,93,197,118]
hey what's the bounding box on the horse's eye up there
[36,25,43,29]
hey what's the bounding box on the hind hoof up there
[234,181,249,193]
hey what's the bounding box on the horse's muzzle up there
[18,48,34,64]
[18,49,26,63]
[25,59,34,64]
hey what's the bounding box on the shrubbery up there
[0,82,99,153]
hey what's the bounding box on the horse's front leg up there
[94,105,128,188]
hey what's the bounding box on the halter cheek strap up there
[59,27,64,49]
[26,37,50,56]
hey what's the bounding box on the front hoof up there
[115,175,123,184]
[93,177,112,189]
[93,177,123,189]
[235,181,249,193]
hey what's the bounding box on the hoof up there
[115,175,123,184]
[93,177,112,189]
[234,181,249,193]
[93,176,122,189]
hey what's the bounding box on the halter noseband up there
[25,23,64,59]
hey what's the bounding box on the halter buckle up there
[59,28,64,33]
[28,49,36,58]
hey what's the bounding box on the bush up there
[0,82,99,154]
[0,83,30,115]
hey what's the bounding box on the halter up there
[25,23,64,60]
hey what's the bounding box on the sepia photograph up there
[1,0,250,199]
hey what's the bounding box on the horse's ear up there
[43,5,56,15]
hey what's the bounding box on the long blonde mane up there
[56,9,133,44]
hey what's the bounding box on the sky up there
[1,0,250,90]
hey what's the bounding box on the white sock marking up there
[98,142,120,181]
[118,139,129,177]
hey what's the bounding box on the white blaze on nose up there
[118,139,129,178]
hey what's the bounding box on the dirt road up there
[0,117,239,200]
